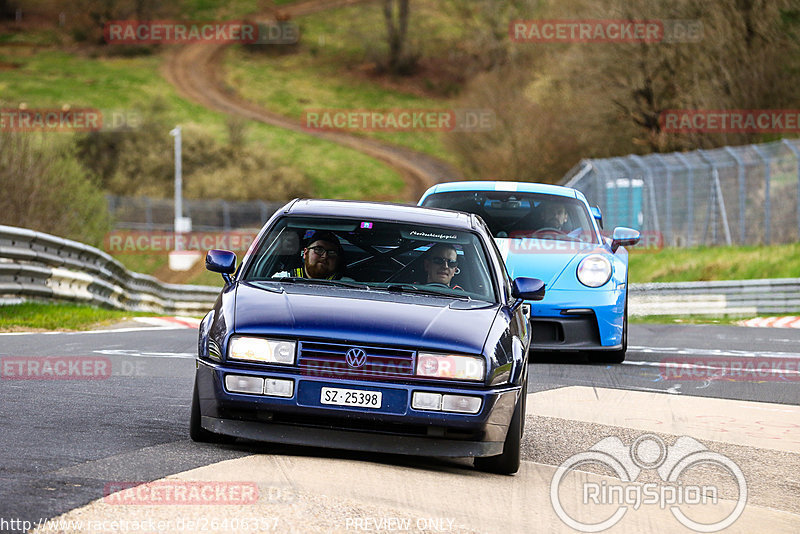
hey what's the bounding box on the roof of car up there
[284,199,479,230]
[421,181,580,199]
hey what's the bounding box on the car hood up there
[233,283,500,355]
[495,238,604,287]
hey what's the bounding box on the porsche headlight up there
[228,336,296,364]
[416,352,485,381]
[577,254,612,288]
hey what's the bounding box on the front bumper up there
[195,360,520,458]
[528,288,625,351]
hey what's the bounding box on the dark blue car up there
[191,199,544,474]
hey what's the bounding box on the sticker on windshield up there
[405,230,459,241]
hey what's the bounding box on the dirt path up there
[162,0,463,201]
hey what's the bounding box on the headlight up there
[416,352,485,381]
[228,336,296,365]
[577,254,612,287]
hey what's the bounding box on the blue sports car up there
[192,199,545,474]
[419,181,639,363]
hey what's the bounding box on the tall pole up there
[170,126,182,251]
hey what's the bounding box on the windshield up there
[421,191,599,244]
[242,216,498,303]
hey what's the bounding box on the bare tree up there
[382,0,413,74]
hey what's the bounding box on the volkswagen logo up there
[345,348,367,368]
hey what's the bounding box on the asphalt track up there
[1,323,798,533]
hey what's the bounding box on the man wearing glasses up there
[422,243,463,290]
[283,230,344,280]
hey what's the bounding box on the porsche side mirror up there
[591,206,603,229]
[610,227,640,253]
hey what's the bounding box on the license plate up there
[320,387,382,408]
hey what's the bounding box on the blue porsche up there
[419,181,639,363]
[192,199,545,474]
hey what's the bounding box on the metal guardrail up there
[1,225,797,318]
[629,278,800,316]
[0,225,220,315]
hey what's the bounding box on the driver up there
[275,230,344,280]
[542,203,569,231]
[422,243,463,290]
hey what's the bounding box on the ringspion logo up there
[551,434,746,532]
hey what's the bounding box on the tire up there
[592,291,628,364]
[190,376,236,444]
[474,377,526,475]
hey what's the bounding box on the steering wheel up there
[533,227,567,235]
[426,283,451,289]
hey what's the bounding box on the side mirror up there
[206,249,236,284]
[510,277,545,313]
[610,227,640,253]
[590,206,603,229]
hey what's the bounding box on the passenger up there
[422,243,463,290]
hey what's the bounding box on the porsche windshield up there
[422,191,600,244]
[242,217,498,303]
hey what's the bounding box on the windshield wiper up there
[385,284,470,300]
[271,276,370,290]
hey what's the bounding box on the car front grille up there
[297,341,415,380]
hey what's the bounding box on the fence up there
[563,138,800,247]
[0,225,219,314]
[107,195,285,231]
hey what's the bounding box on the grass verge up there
[628,243,800,283]
[0,302,157,331]
[630,314,757,326]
